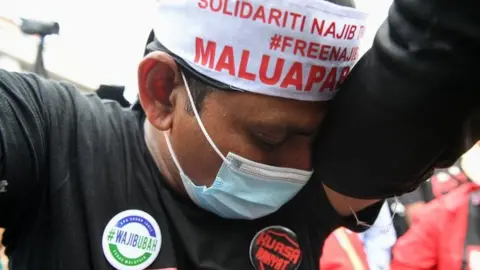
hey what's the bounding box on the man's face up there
[168,87,328,187]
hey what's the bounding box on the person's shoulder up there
[0,70,95,121]
[70,92,144,150]
[0,69,146,158]
[0,69,37,86]
[0,69,76,96]
[99,99,145,143]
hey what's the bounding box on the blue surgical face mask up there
[162,72,314,220]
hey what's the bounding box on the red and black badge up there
[249,226,302,270]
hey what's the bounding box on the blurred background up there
[0,0,156,100]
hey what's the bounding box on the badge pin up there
[102,210,162,270]
[249,226,302,270]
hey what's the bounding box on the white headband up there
[154,0,368,101]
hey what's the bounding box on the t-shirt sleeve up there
[0,70,85,227]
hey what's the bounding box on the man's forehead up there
[251,120,321,136]
[217,91,326,133]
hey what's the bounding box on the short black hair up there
[182,0,356,114]
[183,74,228,115]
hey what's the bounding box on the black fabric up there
[313,0,480,199]
[0,70,382,270]
[95,85,130,108]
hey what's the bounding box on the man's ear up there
[138,51,182,131]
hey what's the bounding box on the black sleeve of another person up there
[0,70,78,227]
[314,0,480,199]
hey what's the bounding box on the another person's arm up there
[314,0,480,201]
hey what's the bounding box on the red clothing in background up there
[320,228,369,270]
[391,183,480,270]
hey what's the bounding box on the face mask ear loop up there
[347,197,398,233]
[181,71,230,165]
[348,204,371,228]
[163,132,185,175]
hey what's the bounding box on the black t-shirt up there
[0,70,382,270]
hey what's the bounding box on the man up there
[0,0,476,270]
[0,0,386,269]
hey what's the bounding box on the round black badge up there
[249,226,302,270]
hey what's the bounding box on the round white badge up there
[102,210,162,270]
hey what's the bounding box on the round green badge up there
[102,210,162,270]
